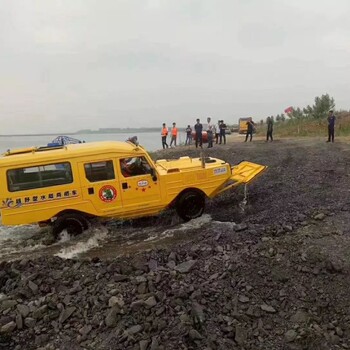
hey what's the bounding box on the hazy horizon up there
[1,0,350,134]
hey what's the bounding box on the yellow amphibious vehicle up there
[0,141,266,238]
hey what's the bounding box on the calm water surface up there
[0,131,183,153]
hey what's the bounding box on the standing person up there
[207,117,214,148]
[219,120,227,144]
[245,118,255,142]
[194,118,203,148]
[215,121,220,144]
[169,122,178,147]
[327,110,336,143]
[161,123,169,149]
[212,123,217,146]
[185,125,192,145]
[266,116,273,142]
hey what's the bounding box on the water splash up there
[145,214,213,241]
[55,226,109,259]
[0,224,38,242]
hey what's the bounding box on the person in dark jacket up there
[327,110,336,143]
[245,119,255,142]
[185,125,192,145]
[266,117,273,142]
[219,120,226,144]
[194,119,203,148]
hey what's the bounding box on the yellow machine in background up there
[0,141,266,238]
[239,117,253,134]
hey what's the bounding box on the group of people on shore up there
[159,110,336,149]
[161,117,228,149]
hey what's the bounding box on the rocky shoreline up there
[1,138,350,350]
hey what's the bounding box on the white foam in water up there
[144,235,158,242]
[143,214,213,242]
[58,230,72,242]
[55,226,108,259]
[211,221,236,230]
[0,224,38,242]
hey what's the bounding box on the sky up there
[1,0,350,134]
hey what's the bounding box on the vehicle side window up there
[84,160,115,182]
[7,163,73,192]
[120,156,152,177]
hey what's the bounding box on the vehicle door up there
[78,159,123,215]
[118,156,161,212]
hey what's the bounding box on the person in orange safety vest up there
[169,122,178,147]
[161,123,169,149]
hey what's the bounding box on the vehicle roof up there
[0,141,144,167]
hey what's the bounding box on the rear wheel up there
[176,191,205,221]
[51,213,89,239]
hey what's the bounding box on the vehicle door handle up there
[122,182,128,189]
[88,187,94,195]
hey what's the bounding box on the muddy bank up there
[1,138,350,350]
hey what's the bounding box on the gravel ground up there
[1,137,350,350]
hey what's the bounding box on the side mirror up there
[150,168,157,182]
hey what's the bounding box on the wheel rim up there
[65,219,84,235]
[183,193,204,218]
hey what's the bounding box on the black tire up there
[51,213,89,239]
[176,191,205,221]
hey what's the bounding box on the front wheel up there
[176,191,205,222]
[51,213,89,240]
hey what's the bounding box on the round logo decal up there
[99,185,117,202]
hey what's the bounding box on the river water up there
[0,131,188,153]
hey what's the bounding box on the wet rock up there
[0,316,13,326]
[140,339,150,350]
[79,324,92,337]
[325,259,344,273]
[59,306,76,324]
[33,305,48,320]
[148,259,158,271]
[314,213,325,220]
[189,329,203,340]
[150,336,159,350]
[168,252,176,262]
[285,329,297,342]
[191,302,205,326]
[35,334,49,346]
[137,282,148,294]
[175,260,197,273]
[234,223,248,232]
[238,295,250,303]
[131,300,145,310]
[28,280,38,294]
[335,327,344,337]
[105,307,119,328]
[144,296,157,309]
[290,310,309,323]
[24,317,36,328]
[135,276,147,284]
[0,321,16,333]
[15,314,23,330]
[180,313,191,324]
[260,304,277,313]
[108,296,124,308]
[0,300,17,311]
[235,325,247,345]
[125,324,143,335]
[113,274,129,282]
[17,304,30,318]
